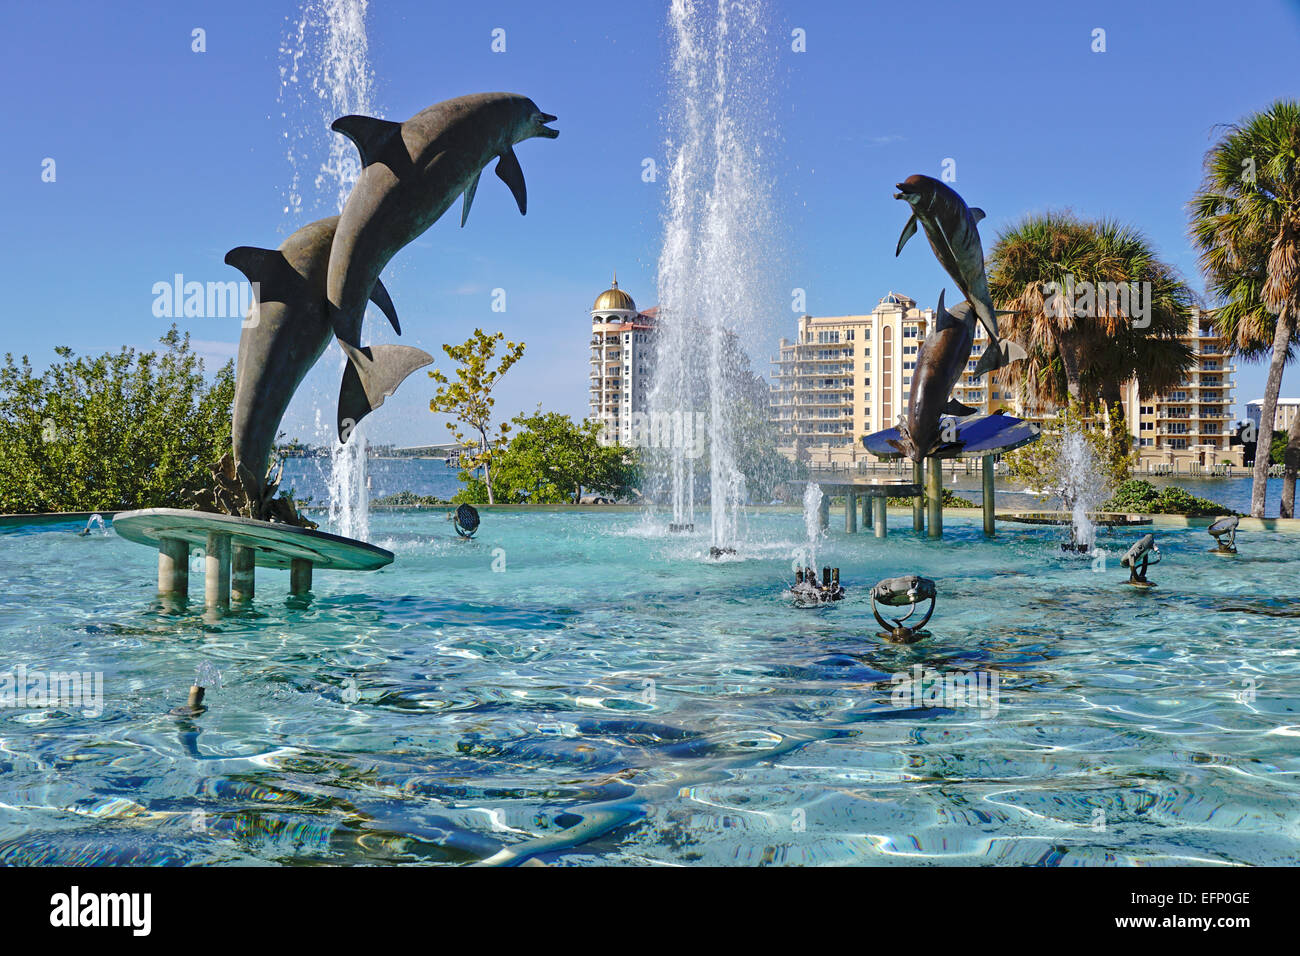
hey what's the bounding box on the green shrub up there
[0,327,234,513]
[1103,479,1235,516]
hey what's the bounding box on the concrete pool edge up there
[5,506,1300,533]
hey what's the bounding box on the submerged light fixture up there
[453,504,480,539]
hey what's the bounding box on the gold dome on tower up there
[592,274,636,313]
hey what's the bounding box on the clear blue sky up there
[3,0,1299,445]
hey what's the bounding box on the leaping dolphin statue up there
[894,174,1026,378]
[888,290,980,461]
[325,92,558,439]
[224,216,432,508]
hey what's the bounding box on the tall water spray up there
[1056,421,1109,550]
[649,0,774,551]
[279,0,375,540]
[802,482,824,568]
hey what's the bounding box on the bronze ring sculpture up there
[870,575,936,643]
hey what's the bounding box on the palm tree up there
[1190,99,1300,517]
[987,212,1195,437]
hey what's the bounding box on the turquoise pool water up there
[1,510,1297,866]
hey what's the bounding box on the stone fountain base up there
[112,508,392,608]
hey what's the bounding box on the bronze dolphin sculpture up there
[325,92,558,439]
[888,290,979,461]
[224,216,432,506]
[894,174,1026,377]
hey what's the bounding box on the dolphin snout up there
[535,112,559,138]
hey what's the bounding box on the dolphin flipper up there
[461,171,482,227]
[969,207,986,223]
[896,214,918,257]
[368,278,401,335]
[331,114,403,168]
[336,341,434,441]
[943,398,979,416]
[495,147,527,215]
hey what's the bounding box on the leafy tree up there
[455,407,638,504]
[1189,99,1300,516]
[987,212,1195,439]
[0,327,235,513]
[428,330,525,505]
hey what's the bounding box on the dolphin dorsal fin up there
[896,213,918,257]
[970,207,986,223]
[330,114,402,168]
[496,146,527,215]
[461,170,482,228]
[224,246,278,285]
[369,278,401,335]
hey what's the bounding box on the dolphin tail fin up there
[496,147,527,215]
[887,426,922,462]
[972,337,1028,378]
[943,398,978,417]
[896,213,918,257]
[336,341,434,442]
[331,114,402,168]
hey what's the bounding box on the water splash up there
[78,514,108,537]
[1056,421,1109,551]
[194,662,223,690]
[279,0,375,540]
[802,482,824,567]
[279,0,375,217]
[648,0,774,551]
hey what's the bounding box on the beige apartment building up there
[589,276,656,447]
[770,292,1014,463]
[1118,309,1242,468]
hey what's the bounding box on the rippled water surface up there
[1,510,1297,866]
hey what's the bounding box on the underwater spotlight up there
[453,504,480,539]
[668,523,695,533]
[708,546,737,558]
[1120,533,1161,588]
[870,574,936,643]
[789,566,845,607]
[1208,515,1240,555]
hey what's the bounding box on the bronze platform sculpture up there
[114,93,558,609]
[861,175,1036,540]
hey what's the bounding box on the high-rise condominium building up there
[589,276,656,447]
[1119,309,1241,467]
[770,292,1013,463]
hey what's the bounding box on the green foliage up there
[1269,429,1288,465]
[0,327,234,513]
[987,211,1195,411]
[1004,401,1135,503]
[371,491,450,507]
[1103,479,1237,516]
[454,407,638,505]
[886,488,975,507]
[428,330,526,505]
